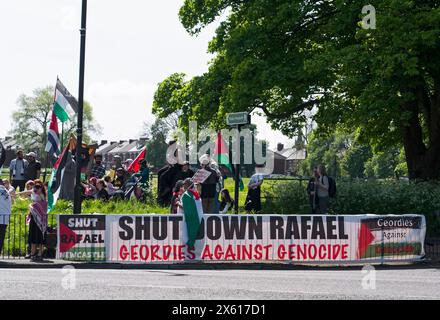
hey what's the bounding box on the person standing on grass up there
[306,167,320,214]
[315,164,330,214]
[245,165,265,213]
[9,150,28,192]
[170,180,184,214]
[24,152,41,181]
[199,155,220,214]
[28,180,48,262]
[0,179,12,255]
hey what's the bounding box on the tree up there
[144,118,172,171]
[154,0,440,180]
[10,86,101,157]
[341,144,372,179]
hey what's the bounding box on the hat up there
[26,152,37,158]
[124,158,133,164]
[116,167,125,172]
[199,154,211,165]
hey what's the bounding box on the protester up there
[104,176,117,196]
[175,162,195,182]
[82,177,98,199]
[89,154,106,179]
[306,167,320,214]
[108,155,122,181]
[59,153,76,201]
[113,168,127,190]
[28,180,48,262]
[245,165,265,213]
[170,180,184,214]
[210,161,223,214]
[0,179,12,255]
[219,189,234,214]
[3,179,16,203]
[199,155,220,214]
[315,164,330,214]
[96,179,110,201]
[158,163,181,207]
[9,150,28,191]
[24,152,41,181]
[123,159,134,173]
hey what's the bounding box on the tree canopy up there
[153,0,440,179]
[10,86,101,157]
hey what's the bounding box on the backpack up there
[328,176,337,198]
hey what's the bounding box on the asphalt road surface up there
[0,267,439,300]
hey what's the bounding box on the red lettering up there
[120,245,128,260]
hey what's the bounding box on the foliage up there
[9,86,101,156]
[264,179,440,236]
[154,0,440,179]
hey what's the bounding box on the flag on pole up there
[53,79,78,123]
[214,131,244,190]
[45,110,60,156]
[181,188,203,248]
[127,147,146,173]
[47,139,74,212]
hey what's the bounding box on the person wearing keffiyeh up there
[28,180,48,262]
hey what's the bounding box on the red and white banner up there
[56,214,425,264]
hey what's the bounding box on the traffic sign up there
[226,112,249,126]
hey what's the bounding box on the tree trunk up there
[401,100,440,180]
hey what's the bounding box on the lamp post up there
[73,0,88,214]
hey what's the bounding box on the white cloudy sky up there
[0,0,292,149]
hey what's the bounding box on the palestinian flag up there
[53,78,78,123]
[181,189,203,248]
[127,147,146,173]
[48,143,72,212]
[45,110,60,156]
[214,131,244,190]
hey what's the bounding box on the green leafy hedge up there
[263,179,440,236]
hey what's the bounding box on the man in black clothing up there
[306,167,320,214]
[199,156,219,214]
[25,152,41,181]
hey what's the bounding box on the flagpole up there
[73,0,87,215]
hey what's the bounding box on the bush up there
[264,179,440,236]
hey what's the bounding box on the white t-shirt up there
[0,185,12,225]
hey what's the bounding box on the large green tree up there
[153,0,440,180]
[10,86,101,157]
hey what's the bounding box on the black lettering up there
[223,216,247,240]
[153,216,167,240]
[135,216,150,240]
[326,216,337,239]
[285,216,300,239]
[338,217,349,239]
[169,216,182,240]
[301,216,312,239]
[119,216,133,240]
[207,216,222,240]
[248,217,263,240]
[270,217,284,239]
[311,217,326,239]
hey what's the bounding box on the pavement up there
[0,266,439,300]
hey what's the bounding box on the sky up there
[0,0,292,149]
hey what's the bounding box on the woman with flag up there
[28,180,48,262]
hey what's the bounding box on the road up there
[0,267,439,300]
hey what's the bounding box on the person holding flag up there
[181,178,203,250]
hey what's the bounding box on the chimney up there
[277,143,284,152]
[119,140,126,144]
[129,139,136,144]
[100,140,108,146]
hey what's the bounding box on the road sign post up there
[226,112,250,215]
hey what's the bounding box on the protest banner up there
[57,214,106,261]
[58,214,426,264]
[191,169,212,184]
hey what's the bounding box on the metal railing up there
[0,213,439,261]
[0,214,57,259]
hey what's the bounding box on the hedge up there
[263,179,440,237]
